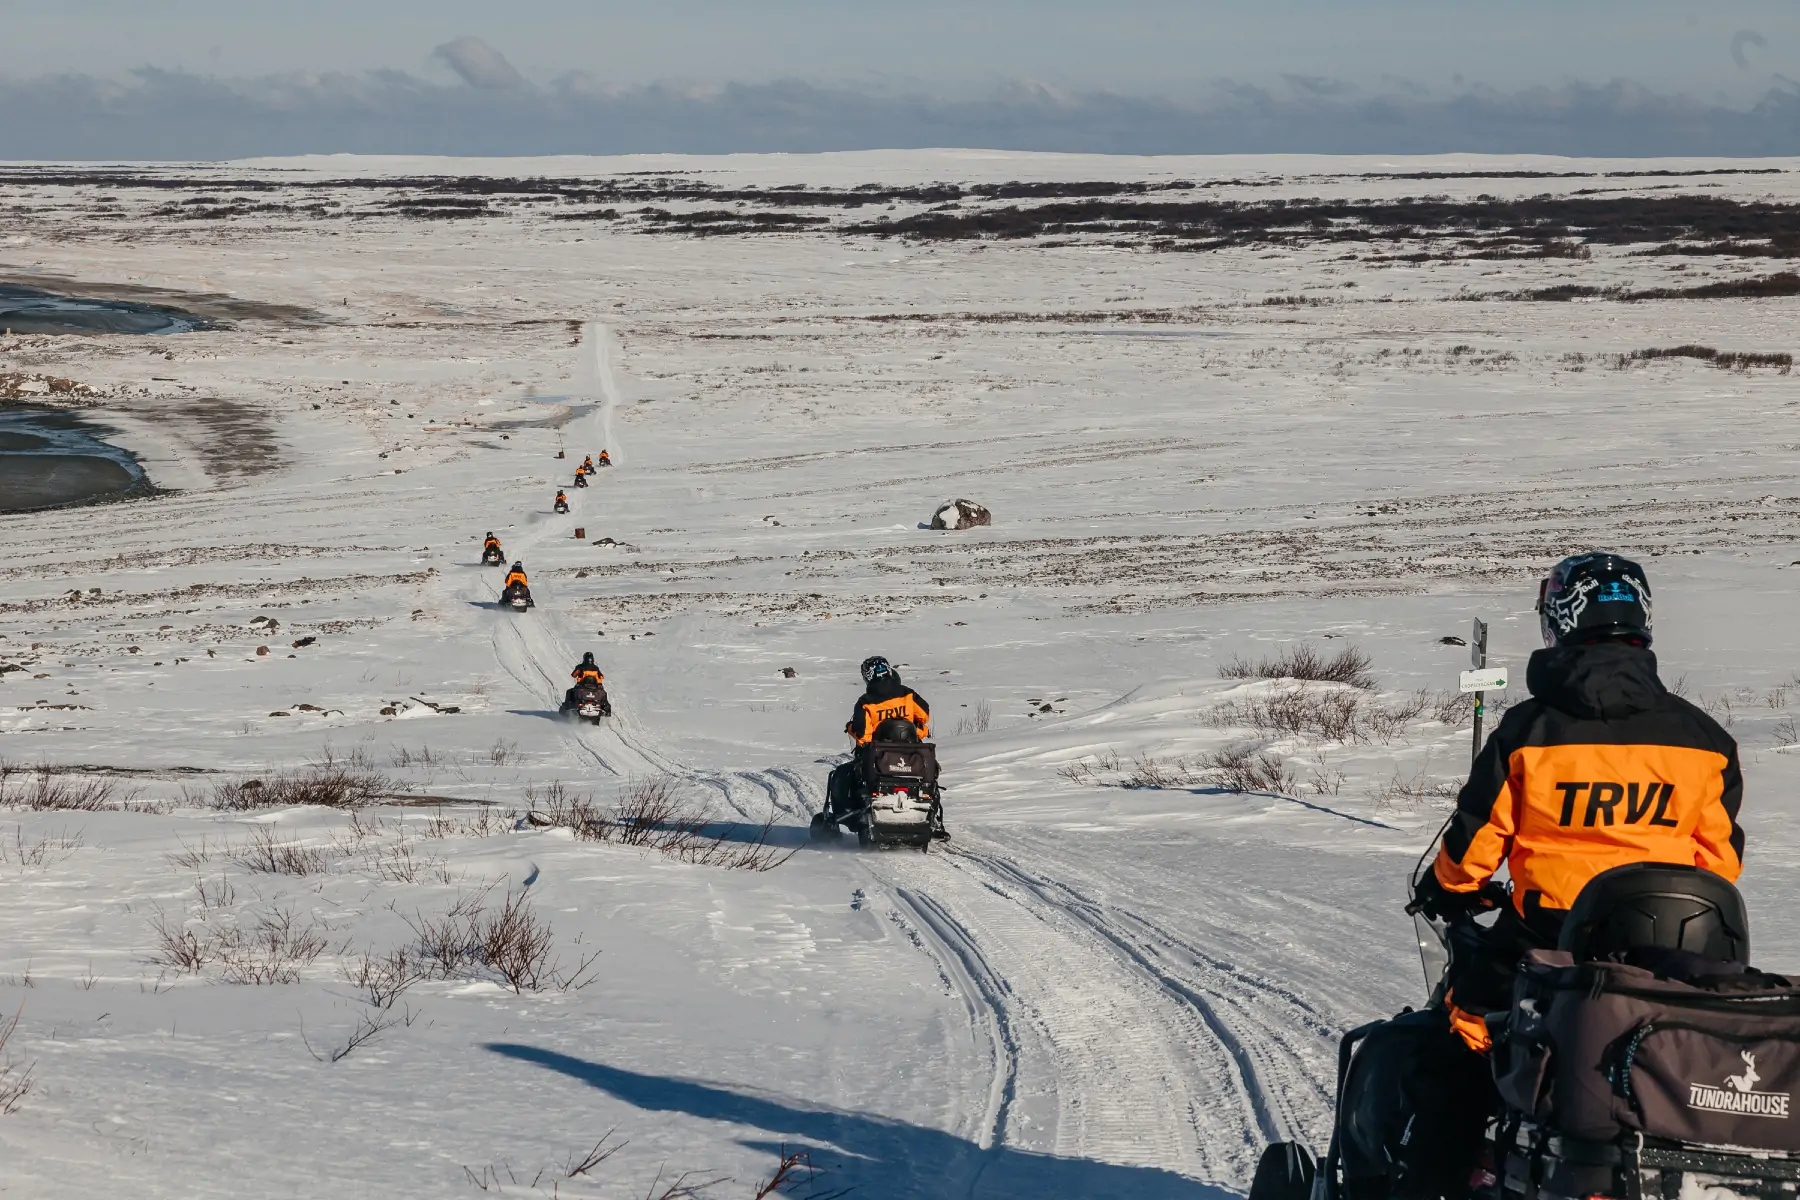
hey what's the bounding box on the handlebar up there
[1403,878,1512,921]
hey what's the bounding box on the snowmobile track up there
[893,887,1020,1158]
[873,847,1264,1186]
[961,850,1334,1145]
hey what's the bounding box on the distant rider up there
[597,449,611,466]
[553,490,569,513]
[824,656,931,819]
[483,531,502,559]
[579,455,594,474]
[563,652,609,713]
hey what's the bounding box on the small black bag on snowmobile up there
[1331,1007,1493,1200]
[857,740,939,789]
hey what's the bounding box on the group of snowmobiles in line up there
[555,452,607,512]
[1249,552,1790,1200]
[481,451,614,608]
[476,450,1790,1196]
[474,457,948,851]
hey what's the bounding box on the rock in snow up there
[929,498,991,530]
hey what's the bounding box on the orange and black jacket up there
[1435,641,1743,936]
[846,677,930,744]
[483,537,502,554]
[571,666,603,686]
[504,569,529,591]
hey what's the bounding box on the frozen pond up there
[0,406,149,510]
[0,283,206,334]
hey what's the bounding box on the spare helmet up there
[1538,552,1652,648]
[860,655,894,685]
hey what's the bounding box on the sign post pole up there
[1470,618,1489,769]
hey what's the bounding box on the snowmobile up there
[481,542,505,566]
[810,718,947,850]
[553,495,570,514]
[571,472,588,489]
[596,451,612,468]
[500,581,533,612]
[1249,854,1800,1200]
[560,680,611,724]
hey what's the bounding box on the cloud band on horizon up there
[5,66,1800,160]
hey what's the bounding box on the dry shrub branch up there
[200,757,393,811]
[229,825,336,876]
[150,906,331,984]
[0,761,129,811]
[1218,644,1377,690]
[0,825,82,868]
[397,885,599,994]
[0,1003,33,1115]
[1204,683,1447,745]
[530,777,797,872]
[1057,744,1300,795]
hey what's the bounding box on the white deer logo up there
[1728,1051,1761,1093]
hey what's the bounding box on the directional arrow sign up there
[1460,667,1508,694]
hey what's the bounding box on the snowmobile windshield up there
[1407,818,1510,1005]
[1409,836,1452,1003]
[1415,909,1451,1006]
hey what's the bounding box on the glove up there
[1407,871,1499,921]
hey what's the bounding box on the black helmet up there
[582,652,595,665]
[512,561,523,571]
[860,655,895,685]
[486,531,495,538]
[1538,552,1652,648]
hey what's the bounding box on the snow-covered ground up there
[2,150,1800,1198]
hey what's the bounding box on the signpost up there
[1465,619,1494,768]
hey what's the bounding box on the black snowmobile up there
[553,495,570,514]
[811,718,947,850]
[500,581,533,612]
[571,472,588,489]
[482,542,505,566]
[1250,855,1800,1200]
[560,680,611,724]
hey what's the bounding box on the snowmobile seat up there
[1558,862,1750,966]
[871,716,921,744]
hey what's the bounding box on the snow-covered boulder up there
[930,499,991,530]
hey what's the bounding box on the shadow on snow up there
[485,1043,1236,1200]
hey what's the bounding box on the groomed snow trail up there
[464,322,1306,1190]
[470,321,814,816]
[862,824,1347,1193]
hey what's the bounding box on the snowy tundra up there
[1,150,1799,1199]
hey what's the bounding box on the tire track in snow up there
[962,850,1333,1146]
[892,887,1019,1157]
[873,849,1260,1185]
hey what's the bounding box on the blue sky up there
[2,1,1798,158]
